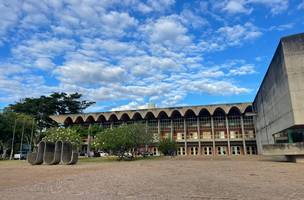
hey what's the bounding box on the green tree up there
[0,111,35,159]
[92,123,154,160]
[43,127,82,148]
[158,138,177,156]
[7,92,95,129]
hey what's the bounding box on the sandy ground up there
[0,156,304,200]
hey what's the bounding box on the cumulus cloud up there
[0,0,264,110]
[212,0,289,15]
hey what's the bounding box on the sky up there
[0,0,303,112]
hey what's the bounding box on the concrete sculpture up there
[28,141,78,165]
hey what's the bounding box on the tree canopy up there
[92,123,154,160]
[7,92,95,128]
[0,111,35,158]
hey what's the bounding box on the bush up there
[158,138,177,156]
[92,123,154,160]
[43,127,82,148]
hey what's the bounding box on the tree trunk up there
[1,148,8,159]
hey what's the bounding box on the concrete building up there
[50,33,304,157]
[50,103,257,156]
[253,33,304,159]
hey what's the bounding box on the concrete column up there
[225,116,231,155]
[184,118,187,155]
[158,119,160,141]
[241,116,247,155]
[211,116,215,156]
[170,119,173,141]
[110,122,113,129]
[197,117,201,155]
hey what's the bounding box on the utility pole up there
[9,118,17,160]
[19,118,25,160]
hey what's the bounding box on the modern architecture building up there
[50,33,304,157]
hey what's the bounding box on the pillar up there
[225,116,231,155]
[184,118,187,155]
[158,119,160,141]
[241,116,247,155]
[197,117,201,155]
[170,119,173,141]
[211,116,216,156]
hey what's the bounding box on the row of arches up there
[63,105,254,126]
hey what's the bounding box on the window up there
[153,147,158,155]
[201,131,212,139]
[177,132,185,140]
[246,146,256,155]
[215,131,226,139]
[190,147,198,155]
[188,132,198,139]
[231,146,241,155]
[204,147,212,155]
[178,147,186,155]
[245,130,255,139]
[217,146,227,155]
[230,131,242,139]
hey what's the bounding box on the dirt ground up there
[0,156,304,200]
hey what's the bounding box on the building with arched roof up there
[49,33,304,159]
[50,102,257,156]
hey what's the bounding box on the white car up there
[99,151,109,157]
[14,151,28,160]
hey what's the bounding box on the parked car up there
[98,151,109,157]
[14,151,28,160]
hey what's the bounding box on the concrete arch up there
[184,109,197,118]
[131,112,143,120]
[74,116,84,124]
[157,110,169,119]
[108,113,119,122]
[120,113,131,121]
[170,110,183,118]
[144,111,156,119]
[243,105,253,114]
[85,115,95,123]
[96,114,106,122]
[198,108,211,116]
[228,106,242,116]
[213,107,226,116]
[64,117,73,126]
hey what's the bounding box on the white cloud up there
[141,17,191,48]
[228,65,256,75]
[110,101,149,111]
[216,22,262,46]
[0,0,263,110]
[213,0,289,15]
[269,23,294,31]
[222,0,252,14]
[248,0,289,15]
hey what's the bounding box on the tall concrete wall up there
[254,33,304,153]
[282,34,304,125]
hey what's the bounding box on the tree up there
[7,92,95,129]
[158,138,177,156]
[43,127,82,148]
[92,123,154,160]
[0,111,35,159]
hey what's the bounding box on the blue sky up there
[0,0,303,112]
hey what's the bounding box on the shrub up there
[158,138,177,156]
